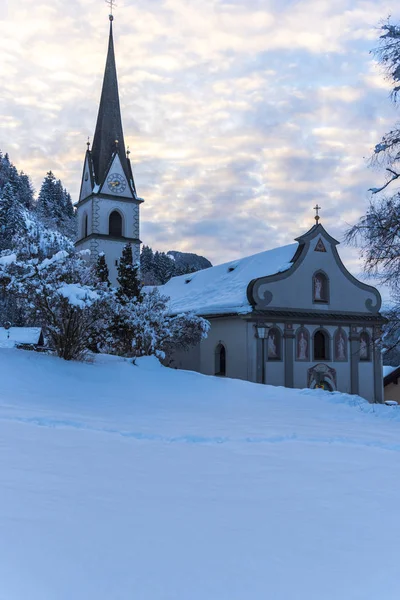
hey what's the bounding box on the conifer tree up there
[95,252,110,287]
[0,183,26,249]
[117,243,142,302]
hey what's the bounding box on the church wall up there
[253,235,379,314]
[384,382,400,404]
[358,362,375,403]
[169,343,201,373]
[292,324,352,394]
[99,239,140,286]
[167,317,248,380]
[96,198,140,239]
[199,317,248,380]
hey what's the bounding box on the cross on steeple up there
[314,204,321,224]
[105,0,117,18]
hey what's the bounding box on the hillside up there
[0,349,400,599]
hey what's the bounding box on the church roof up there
[91,17,132,189]
[158,244,298,316]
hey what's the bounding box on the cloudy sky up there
[1,0,400,273]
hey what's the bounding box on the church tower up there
[75,14,143,285]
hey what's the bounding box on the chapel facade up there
[160,220,386,403]
[75,15,143,285]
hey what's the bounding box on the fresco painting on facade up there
[334,328,347,361]
[297,328,310,361]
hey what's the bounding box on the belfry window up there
[83,214,88,238]
[109,211,123,237]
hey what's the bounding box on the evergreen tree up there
[36,171,75,236]
[0,183,26,249]
[117,243,142,302]
[153,251,175,285]
[95,252,110,287]
[140,245,154,274]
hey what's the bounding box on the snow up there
[383,365,399,377]
[1,348,400,599]
[0,252,17,266]
[0,327,42,348]
[57,283,99,307]
[38,250,69,270]
[158,243,297,315]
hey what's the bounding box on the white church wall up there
[97,199,140,239]
[292,324,352,392]
[253,234,379,314]
[199,317,248,380]
[246,322,258,383]
[265,360,285,387]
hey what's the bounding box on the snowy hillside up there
[1,349,400,599]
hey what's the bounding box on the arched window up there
[359,331,371,361]
[313,271,329,303]
[215,344,226,376]
[109,211,123,237]
[314,329,330,361]
[83,214,88,238]
[267,327,282,360]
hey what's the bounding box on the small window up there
[109,211,123,237]
[359,331,371,361]
[215,344,226,376]
[313,271,329,303]
[314,330,330,361]
[83,214,88,239]
[267,328,281,360]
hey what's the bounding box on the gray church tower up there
[75,14,142,285]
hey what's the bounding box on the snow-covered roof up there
[0,327,43,348]
[158,244,298,316]
[383,365,399,378]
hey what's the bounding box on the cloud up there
[1,0,400,272]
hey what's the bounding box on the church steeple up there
[75,12,142,287]
[90,15,135,194]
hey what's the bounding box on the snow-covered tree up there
[0,183,27,250]
[95,252,110,287]
[117,243,142,303]
[347,20,400,290]
[4,249,110,361]
[106,287,209,360]
[36,171,76,238]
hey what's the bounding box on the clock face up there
[107,173,127,194]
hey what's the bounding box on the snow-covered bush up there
[4,249,111,361]
[107,287,209,360]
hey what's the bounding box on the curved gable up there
[248,224,382,314]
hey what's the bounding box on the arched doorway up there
[215,344,226,376]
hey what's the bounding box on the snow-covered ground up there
[1,349,400,599]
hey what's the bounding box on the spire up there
[91,16,130,187]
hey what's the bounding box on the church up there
[75,14,142,285]
[75,15,385,403]
[160,221,386,403]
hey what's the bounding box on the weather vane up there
[105,0,117,18]
[314,204,321,224]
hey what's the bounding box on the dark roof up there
[91,18,133,189]
[384,366,400,387]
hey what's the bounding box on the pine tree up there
[154,251,175,285]
[0,183,26,249]
[95,252,110,287]
[117,243,142,302]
